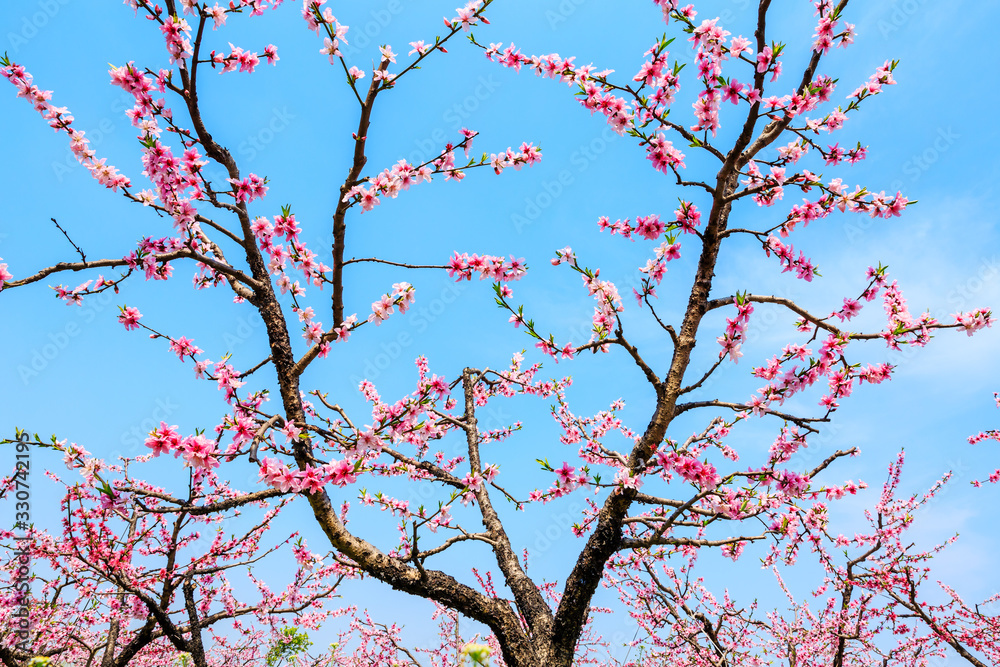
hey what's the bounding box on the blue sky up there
[3,0,1000,660]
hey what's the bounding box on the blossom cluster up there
[368,282,416,326]
[447,252,527,282]
[645,132,688,174]
[445,0,488,32]
[686,16,755,135]
[2,62,131,192]
[108,62,211,232]
[259,457,358,494]
[847,59,896,104]
[482,44,635,136]
[717,294,754,363]
[741,267,945,419]
[253,212,331,295]
[601,205,691,307]
[210,42,279,74]
[342,139,540,213]
[160,15,193,64]
[953,308,994,336]
[764,236,817,281]
[303,0,350,64]
[144,421,219,471]
[598,215,666,241]
[811,3,855,54]
[543,396,638,500]
[581,269,624,344]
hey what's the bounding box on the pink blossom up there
[145,422,181,457]
[282,420,302,442]
[168,336,202,361]
[327,458,357,486]
[117,305,142,331]
[378,45,397,64]
[180,434,218,470]
[296,466,327,494]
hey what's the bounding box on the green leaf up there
[266,627,313,667]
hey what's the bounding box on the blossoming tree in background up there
[1,0,998,665]
[1,433,347,667]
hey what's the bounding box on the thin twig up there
[50,218,86,262]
